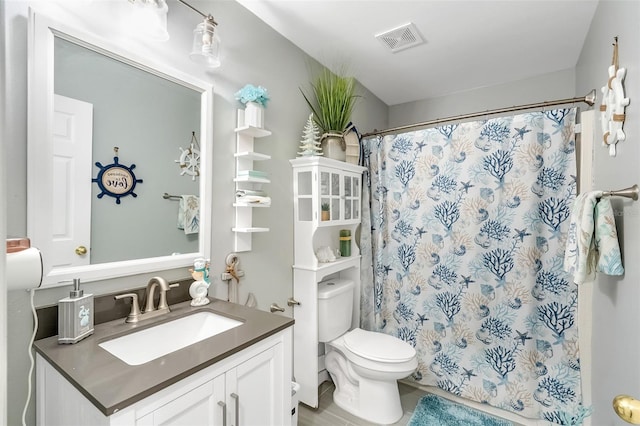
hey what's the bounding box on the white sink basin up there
[99,311,243,365]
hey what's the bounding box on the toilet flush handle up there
[270,303,285,313]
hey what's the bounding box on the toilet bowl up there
[317,278,417,424]
[325,328,417,424]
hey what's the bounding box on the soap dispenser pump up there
[58,278,94,344]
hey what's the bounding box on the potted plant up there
[301,68,358,161]
[321,202,330,221]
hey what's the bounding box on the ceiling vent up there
[375,23,424,53]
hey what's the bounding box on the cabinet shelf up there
[234,151,271,161]
[233,202,270,208]
[234,125,272,138]
[232,227,269,233]
[233,176,271,184]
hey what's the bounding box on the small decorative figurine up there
[189,257,210,306]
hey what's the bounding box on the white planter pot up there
[244,102,264,128]
[321,133,346,161]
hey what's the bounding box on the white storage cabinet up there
[289,156,366,408]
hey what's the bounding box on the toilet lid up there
[343,328,416,363]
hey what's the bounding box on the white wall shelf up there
[234,151,271,161]
[233,110,272,252]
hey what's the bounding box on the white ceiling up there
[235,0,599,106]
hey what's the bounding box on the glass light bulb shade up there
[129,0,170,42]
[189,20,221,68]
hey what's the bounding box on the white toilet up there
[318,278,418,425]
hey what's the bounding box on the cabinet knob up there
[287,298,300,307]
[75,245,87,255]
[270,303,285,313]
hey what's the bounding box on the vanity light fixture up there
[177,0,221,68]
[127,0,170,41]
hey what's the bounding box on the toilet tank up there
[317,278,354,342]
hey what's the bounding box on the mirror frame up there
[27,9,213,287]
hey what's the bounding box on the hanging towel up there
[594,198,624,276]
[177,195,199,235]
[564,191,624,283]
[564,191,600,284]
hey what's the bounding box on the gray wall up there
[2,1,387,425]
[389,68,576,128]
[576,1,640,424]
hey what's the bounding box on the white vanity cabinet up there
[289,157,366,408]
[36,328,291,426]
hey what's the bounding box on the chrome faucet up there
[114,277,179,323]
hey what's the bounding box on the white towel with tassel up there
[177,195,199,235]
[564,191,623,283]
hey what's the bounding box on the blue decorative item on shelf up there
[234,84,269,107]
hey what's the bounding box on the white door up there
[226,345,284,426]
[51,94,93,268]
[135,375,226,426]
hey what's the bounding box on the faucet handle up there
[158,283,180,310]
[114,293,141,323]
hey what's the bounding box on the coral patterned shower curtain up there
[360,108,585,423]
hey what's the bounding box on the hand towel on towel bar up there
[177,195,199,235]
[564,191,623,283]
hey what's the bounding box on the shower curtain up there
[360,108,585,423]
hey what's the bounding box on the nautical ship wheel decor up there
[92,147,143,204]
[175,131,200,181]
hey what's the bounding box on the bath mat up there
[408,394,515,426]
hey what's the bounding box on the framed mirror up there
[28,10,213,287]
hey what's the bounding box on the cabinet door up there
[343,173,361,221]
[319,169,342,222]
[136,375,225,426]
[225,345,283,426]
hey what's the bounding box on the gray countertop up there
[33,298,294,416]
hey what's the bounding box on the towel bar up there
[162,193,181,200]
[600,184,639,201]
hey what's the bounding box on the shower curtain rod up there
[361,89,597,138]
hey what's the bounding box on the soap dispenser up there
[58,278,94,344]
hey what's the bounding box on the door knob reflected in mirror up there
[613,394,640,424]
[270,303,285,313]
[75,246,87,256]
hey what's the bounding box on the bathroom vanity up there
[34,298,293,425]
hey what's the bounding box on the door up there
[52,94,93,268]
[136,375,226,426]
[226,345,284,426]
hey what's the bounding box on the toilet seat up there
[343,328,416,363]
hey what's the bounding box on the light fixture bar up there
[176,0,217,25]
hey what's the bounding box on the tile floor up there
[298,381,425,426]
[298,380,531,426]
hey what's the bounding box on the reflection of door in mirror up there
[53,94,93,269]
[54,37,201,265]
